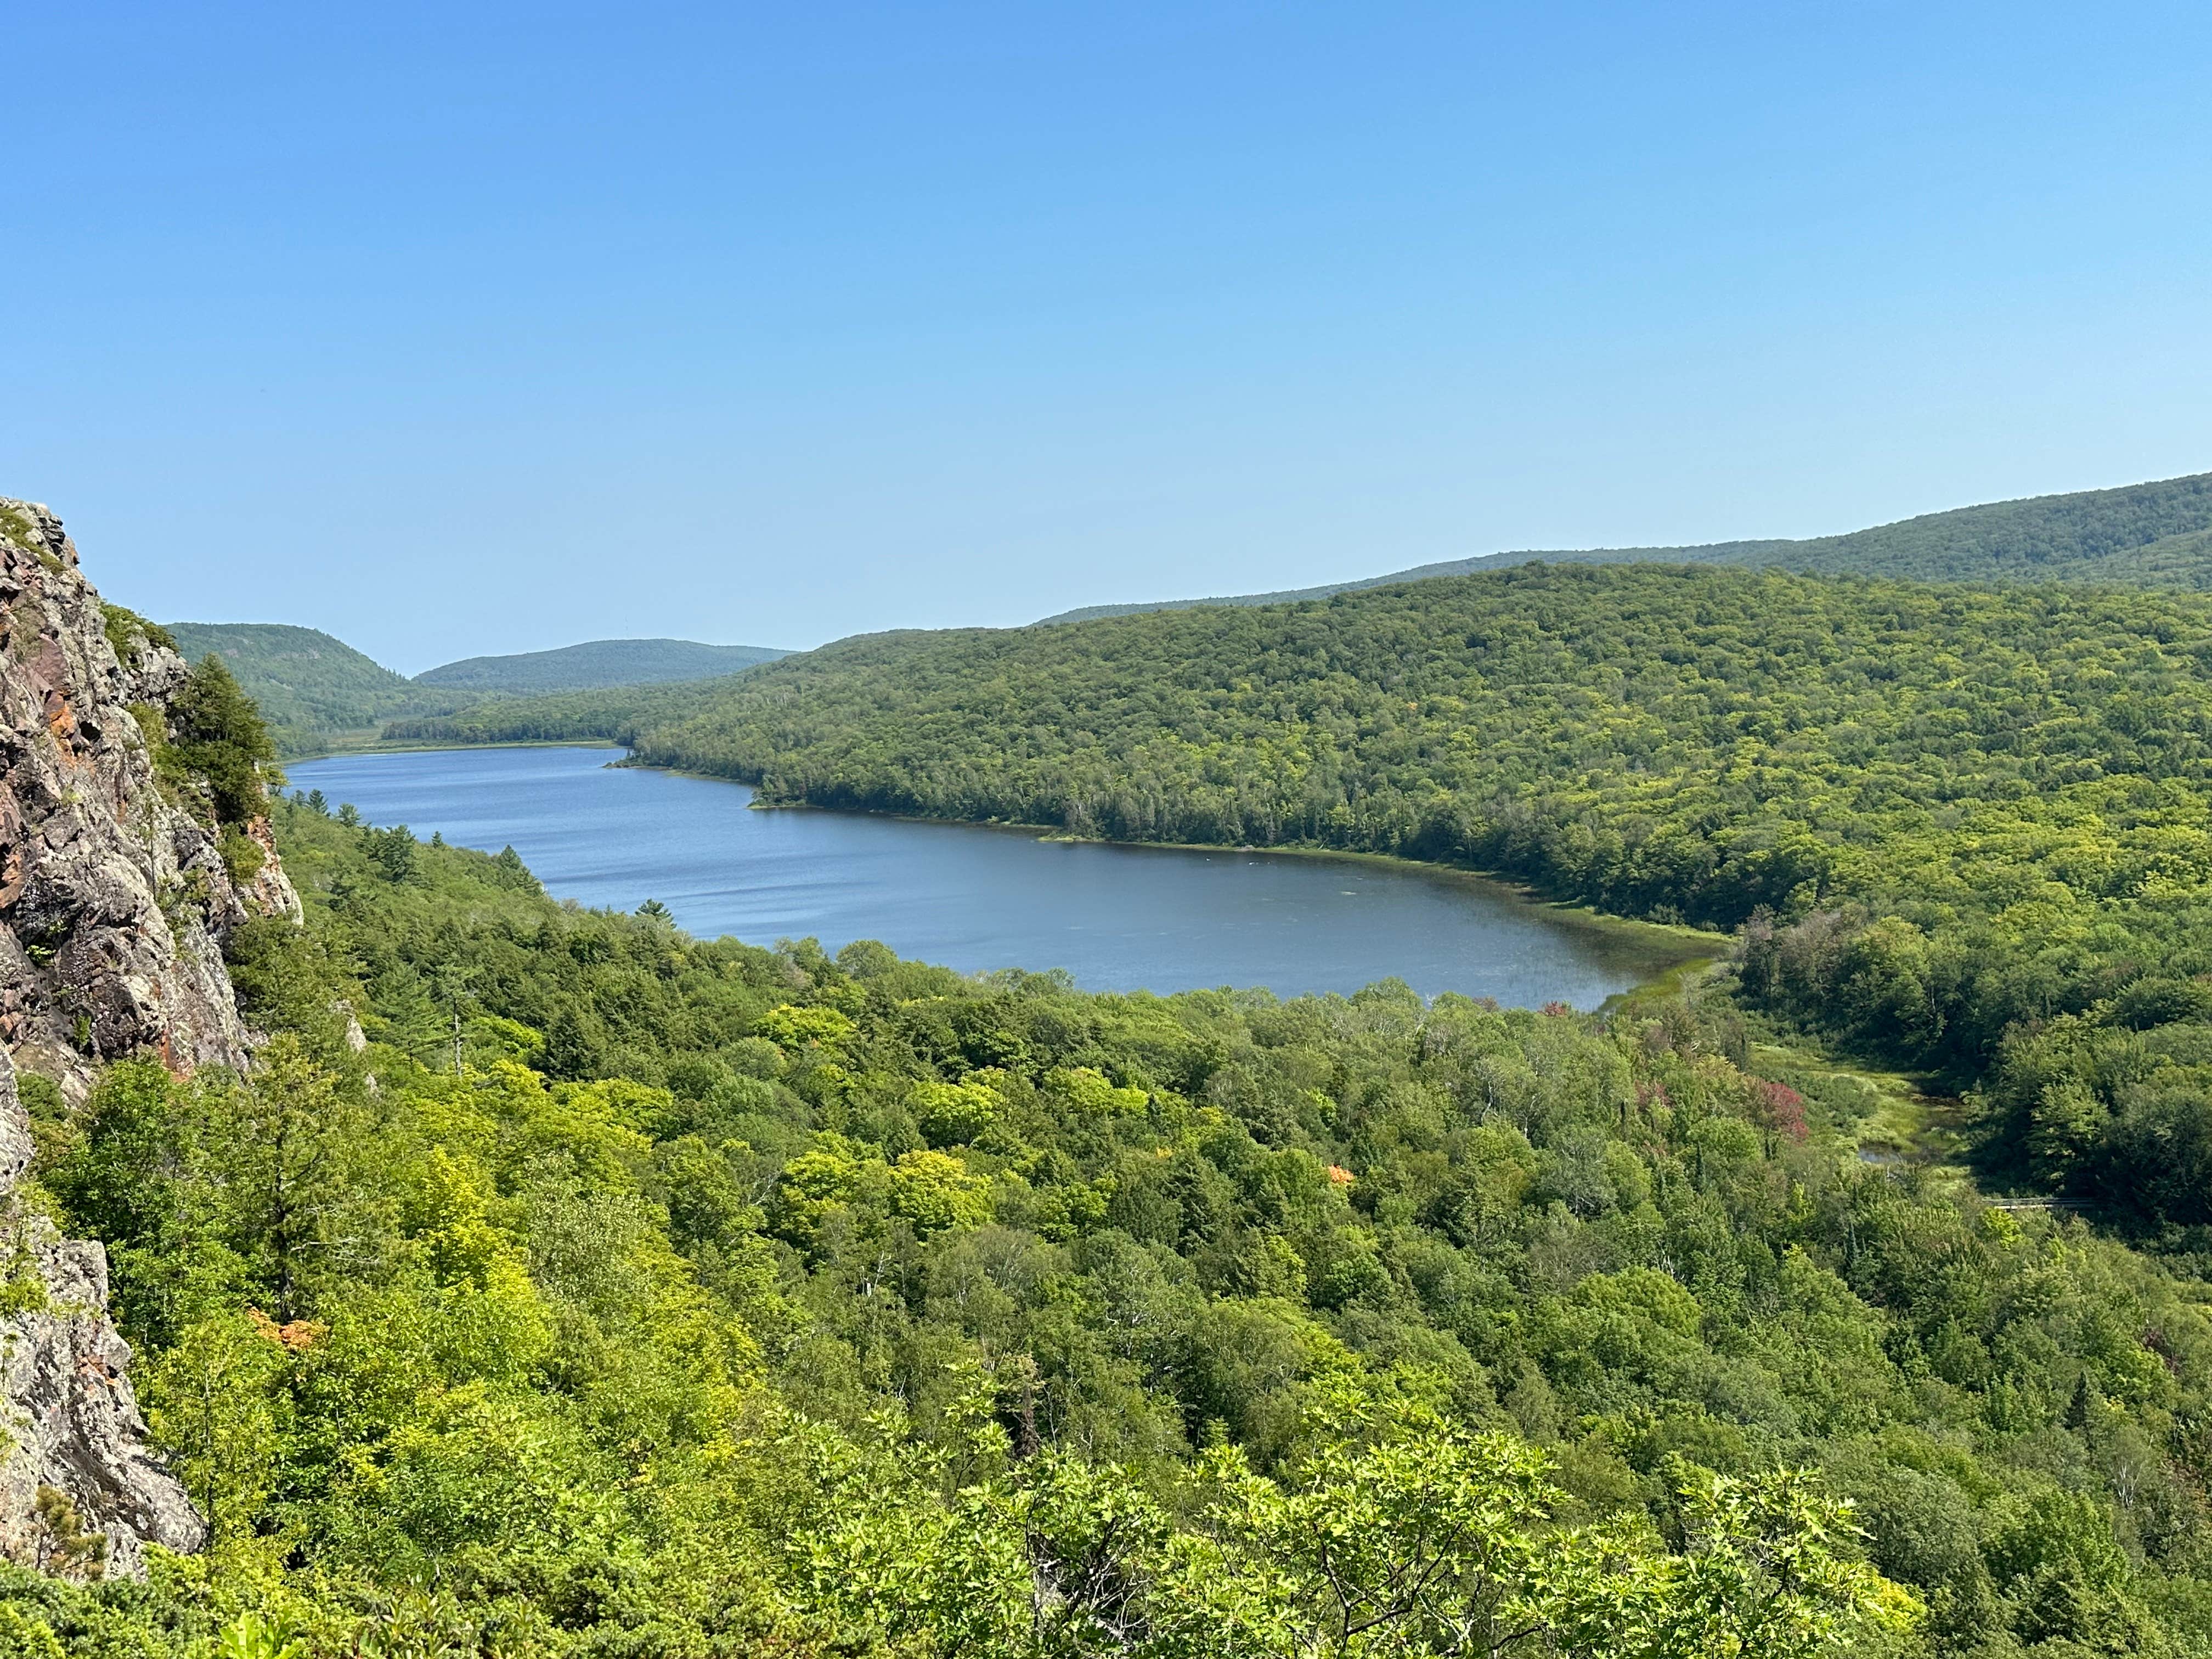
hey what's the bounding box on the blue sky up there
[7,3,2210,672]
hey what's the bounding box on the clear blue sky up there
[8,3,2210,672]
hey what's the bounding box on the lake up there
[287,745,1686,1006]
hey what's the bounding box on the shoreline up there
[305,740,1722,1003]
[282,736,624,763]
[640,764,1722,973]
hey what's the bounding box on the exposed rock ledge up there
[0,499,300,1096]
[0,498,301,1577]
[0,1047,206,1577]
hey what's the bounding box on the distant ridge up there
[166,627,789,755]
[1037,469,2212,623]
[415,637,790,694]
[163,622,466,755]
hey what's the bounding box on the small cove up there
[287,744,1698,1005]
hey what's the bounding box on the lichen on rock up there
[0,499,298,1096]
[0,499,298,1577]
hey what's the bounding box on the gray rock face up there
[0,499,297,1094]
[0,498,297,1577]
[0,1049,207,1577]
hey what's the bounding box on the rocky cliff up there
[0,498,300,1577]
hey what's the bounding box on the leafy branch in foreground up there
[767,1376,1914,1658]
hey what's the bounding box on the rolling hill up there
[392,560,2212,1124]
[1038,466,2212,622]
[163,623,477,755]
[166,627,788,755]
[414,636,789,693]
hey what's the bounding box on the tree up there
[201,1036,378,1322]
[168,653,277,824]
[1182,1393,1917,1658]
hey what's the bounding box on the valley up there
[10,485,2212,1655]
[163,624,789,758]
[19,10,2212,1651]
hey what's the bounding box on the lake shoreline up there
[294,743,1720,1007]
[284,736,625,764]
[623,758,1722,977]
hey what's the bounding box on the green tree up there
[168,653,277,823]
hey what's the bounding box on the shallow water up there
[289,745,1670,1005]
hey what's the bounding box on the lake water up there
[287,745,1675,1006]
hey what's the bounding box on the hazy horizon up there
[142,459,2211,673]
[10,3,2211,674]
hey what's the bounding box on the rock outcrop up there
[0,499,298,1094]
[0,498,298,1576]
[0,1048,207,1577]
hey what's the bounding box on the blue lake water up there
[287,745,1674,1005]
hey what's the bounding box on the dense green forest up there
[1521,468,2212,586]
[165,624,480,758]
[385,673,750,750]
[19,743,2212,1652]
[51,521,2212,1654]
[228,469,2212,754]
[415,637,789,693]
[1041,468,2212,622]
[167,628,783,757]
[393,562,2212,1240]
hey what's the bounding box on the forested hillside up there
[387,672,734,748]
[166,623,479,757]
[415,635,789,692]
[396,563,2212,1237]
[18,557,2212,1652]
[168,628,787,756]
[1041,468,2212,622]
[18,782,2212,1654]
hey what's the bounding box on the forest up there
[162,630,786,759]
[1037,466,2212,623]
[9,668,2212,1656]
[163,625,481,759]
[175,469,2212,757]
[388,562,2212,1245]
[1576,468,2212,589]
[411,639,789,695]
[1491,467,2212,590]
